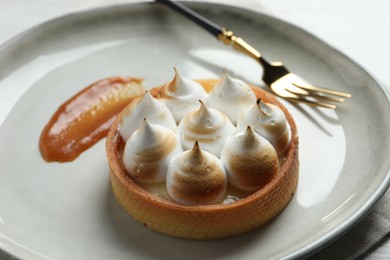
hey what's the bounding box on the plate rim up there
[0,1,389,259]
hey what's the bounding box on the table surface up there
[0,0,389,259]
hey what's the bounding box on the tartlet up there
[106,78,299,239]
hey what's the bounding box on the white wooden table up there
[1,0,389,258]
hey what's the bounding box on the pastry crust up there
[106,79,299,239]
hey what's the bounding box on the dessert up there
[106,71,299,239]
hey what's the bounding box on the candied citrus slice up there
[40,77,144,162]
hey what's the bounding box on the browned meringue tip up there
[244,125,256,137]
[197,100,211,117]
[242,126,259,147]
[140,118,152,132]
[142,90,153,99]
[196,99,204,109]
[257,98,273,116]
[166,67,179,93]
[189,141,203,162]
[221,70,229,79]
[197,99,209,112]
[215,71,230,88]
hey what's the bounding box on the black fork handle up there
[156,0,223,37]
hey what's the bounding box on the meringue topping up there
[166,142,227,205]
[160,68,208,123]
[221,126,279,192]
[123,119,182,183]
[207,72,256,124]
[236,99,291,155]
[177,101,236,157]
[119,91,176,141]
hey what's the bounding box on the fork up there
[156,0,351,109]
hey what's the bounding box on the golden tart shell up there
[106,79,299,239]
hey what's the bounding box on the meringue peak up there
[188,141,204,164]
[166,67,179,93]
[138,91,158,109]
[123,121,182,183]
[197,101,213,122]
[221,129,279,192]
[221,71,241,90]
[139,118,157,144]
[166,145,227,205]
[243,126,259,148]
[119,91,176,141]
[142,90,153,102]
[160,68,208,123]
[165,68,201,96]
[257,99,273,116]
[237,100,291,155]
[178,101,236,157]
[207,72,256,124]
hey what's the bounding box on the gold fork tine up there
[286,87,345,103]
[310,93,345,103]
[271,73,347,108]
[293,83,352,98]
[289,95,337,109]
[271,78,338,108]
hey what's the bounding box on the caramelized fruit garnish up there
[39,77,144,162]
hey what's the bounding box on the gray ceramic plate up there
[0,2,389,259]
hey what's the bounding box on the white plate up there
[0,2,389,259]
